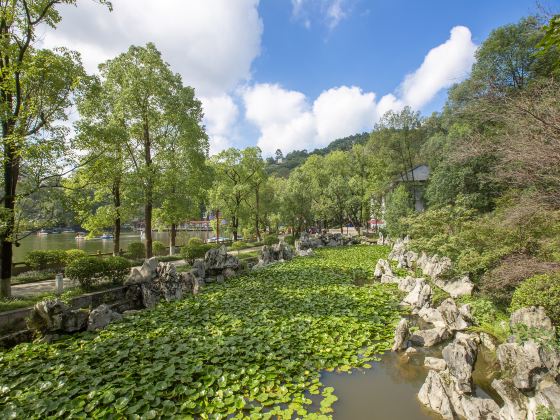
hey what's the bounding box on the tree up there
[384,185,413,238]
[99,43,204,258]
[0,0,110,297]
[275,149,283,162]
[280,168,312,235]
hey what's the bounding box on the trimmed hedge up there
[25,250,67,270]
[263,234,279,246]
[64,249,88,265]
[152,241,166,256]
[510,273,560,326]
[65,256,131,290]
[127,242,146,259]
[181,243,215,264]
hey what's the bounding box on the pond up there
[12,231,210,262]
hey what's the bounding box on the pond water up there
[319,340,500,419]
[12,231,210,262]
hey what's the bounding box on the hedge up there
[510,273,560,326]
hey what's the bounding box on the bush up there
[284,235,296,246]
[65,249,88,265]
[104,256,131,284]
[127,242,146,259]
[181,243,214,264]
[188,237,204,247]
[230,241,248,251]
[263,235,279,246]
[385,185,413,238]
[65,257,106,290]
[152,241,166,256]
[510,273,560,326]
[25,250,67,270]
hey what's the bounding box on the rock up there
[459,395,500,420]
[191,276,201,295]
[539,346,560,381]
[418,370,455,420]
[380,273,397,284]
[87,304,122,331]
[191,258,206,279]
[397,276,419,292]
[402,279,432,311]
[405,347,417,355]
[535,374,560,415]
[410,326,452,347]
[156,263,185,302]
[60,309,89,333]
[139,258,158,281]
[223,268,236,279]
[424,357,447,371]
[140,283,160,309]
[296,248,314,257]
[28,299,89,333]
[123,309,142,316]
[510,307,555,334]
[204,245,240,276]
[496,341,545,391]
[126,267,144,284]
[418,307,447,328]
[434,275,474,298]
[479,332,498,353]
[492,378,530,420]
[257,241,294,267]
[459,303,474,324]
[216,274,225,283]
[438,298,471,331]
[392,318,410,351]
[422,255,453,279]
[442,333,479,394]
[374,259,392,278]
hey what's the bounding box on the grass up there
[0,245,402,418]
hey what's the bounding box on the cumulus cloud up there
[244,26,476,156]
[200,95,240,155]
[40,0,263,96]
[291,0,351,29]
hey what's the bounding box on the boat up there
[75,233,86,240]
[37,229,49,236]
[100,233,114,240]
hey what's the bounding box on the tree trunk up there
[112,179,121,256]
[1,132,17,298]
[143,117,153,258]
[170,223,177,255]
[255,185,261,241]
[232,216,238,241]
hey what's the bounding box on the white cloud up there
[40,0,263,96]
[244,26,476,156]
[200,95,239,154]
[291,0,351,29]
[398,26,476,109]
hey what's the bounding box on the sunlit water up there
[13,231,210,262]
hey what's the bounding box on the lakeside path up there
[11,246,261,298]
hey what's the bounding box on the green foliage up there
[511,274,560,326]
[127,242,146,259]
[104,256,131,285]
[11,270,57,285]
[384,185,413,238]
[230,241,249,251]
[25,250,67,271]
[65,257,107,290]
[64,249,88,265]
[188,237,204,247]
[284,235,296,246]
[0,246,401,418]
[263,234,279,246]
[181,243,214,264]
[459,295,510,342]
[152,241,166,256]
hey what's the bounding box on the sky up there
[39,0,555,156]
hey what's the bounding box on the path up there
[11,246,260,298]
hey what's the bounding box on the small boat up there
[37,229,49,236]
[75,233,86,240]
[100,233,114,240]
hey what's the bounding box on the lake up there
[13,231,210,263]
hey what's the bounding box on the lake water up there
[13,231,210,262]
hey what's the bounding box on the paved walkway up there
[11,247,261,298]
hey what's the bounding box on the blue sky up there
[42,0,555,156]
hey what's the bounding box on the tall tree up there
[99,43,204,258]
[0,0,109,296]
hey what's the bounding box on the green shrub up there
[188,237,204,247]
[510,273,560,326]
[181,243,214,264]
[152,241,166,256]
[25,250,67,270]
[231,241,248,251]
[284,235,296,246]
[65,249,88,265]
[127,242,146,259]
[263,235,279,246]
[104,256,131,284]
[12,270,56,285]
[65,257,107,290]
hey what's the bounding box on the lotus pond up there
[0,246,404,419]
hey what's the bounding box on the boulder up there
[410,326,452,347]
[156,263,185,302]
[87,304,122,331]
[373,259,392,278]
[60,309,89,333]
[380,273,397,284]
[435,275,474,298]
[459,395,500,420]
[397,276,419,292]
[402,279,432,311]
[535,374,560,415]
[491,378,530,420]
[438,298,471,332]
[392,318,410,351]
[418,307,447,328]
[256,241,294,267]
[126,267,144,284]
[510,307,555,334]
[442,333,479,394]
[191,258,206,279]
[496,341,545,391]
[28,299,89,333]
[424,357,447,371]
[223,268,236,279]
[422,255,453,279]
[539,346,560,381]
[139,257,158,281]
[418,370,455,420]
[205,245,240,276]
